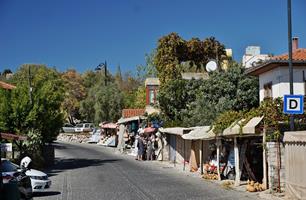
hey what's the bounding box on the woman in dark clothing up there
[137,136,145,161]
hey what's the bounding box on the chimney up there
[293,37,299,51]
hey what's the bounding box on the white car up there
[25,169,51,192]
[74,123,94,133]
[21,157,52,192]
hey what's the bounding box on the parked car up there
[20,157,52,192]
[1,157,52,194]
[1,158,33,199]
[74,123,94,133]
[61,123,75,133]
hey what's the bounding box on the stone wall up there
[266,142,285,192]
[57,133,91,143]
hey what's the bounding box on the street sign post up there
[283,95,304,114]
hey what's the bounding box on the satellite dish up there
[206,60,218,72]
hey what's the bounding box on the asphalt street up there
[34,141,258,200]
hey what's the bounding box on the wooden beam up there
[216,138,221,181]
[200,140,203,174]
[262,126,267,189]
[234,137,240,186]
[0,133,27,141]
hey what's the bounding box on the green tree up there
[0,65,65,166]
[9,64,65,143]
[80,82,124,124]
[186,38,205,72]
[154,32,187,85]
[154,33,227,85]
[184,63,259,126]
[136,51,158,82]
[202,37,227,69]
[120,71,142,108]
[133,85,146,108]
[157,78,202,124]
[0,89,13,131]
[61,69,86,124]
[82,70,99,92]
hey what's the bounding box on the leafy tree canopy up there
[8,64,65,143]
[184,63,259,126]
[80,82,124,124]
[61,69,86,124]
[154,33,227,85]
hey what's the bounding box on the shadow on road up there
[47,158,121,177]
[33,191,61,197]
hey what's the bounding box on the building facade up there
[246,38,306,102]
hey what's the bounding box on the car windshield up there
[76,124,83,128]
[1,160,18,172]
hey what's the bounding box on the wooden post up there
[262,126,267,190]
[183,139,186,171]
[217,138,221,181]
[234,137,240,186]
[201,140,204,175]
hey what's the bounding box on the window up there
[263,82,272,99]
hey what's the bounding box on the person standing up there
[137,135,144,161]
[146,138,154,160]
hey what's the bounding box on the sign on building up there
[283,95,304,114]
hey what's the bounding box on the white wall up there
[259,66,306,102]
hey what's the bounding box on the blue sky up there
[0,0,305,74]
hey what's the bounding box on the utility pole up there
[287,0,294,131]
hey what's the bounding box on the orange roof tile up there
[0,81,16,90]
[272,48,306,61]
[122,109,145,118]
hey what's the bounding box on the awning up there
[222,117,263,137]
[242,116,264,134]
[0,133,27,141]
[100,122,118,129]
[182,126,216,140]
[223,120,244,136]
[117,116,146,124]
[158,127,195,136]
[283,131,306,142]
[144,127,156,133]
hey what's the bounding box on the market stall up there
[159,127,196,168]
[222,116,265,186]
[98,122,118,147]
[117,116,146,152]
[182,126,220,178]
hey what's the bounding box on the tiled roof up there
[0,81,16,90]
[246,48,306,76]
[272,48,306,61]
[122,109,145,118]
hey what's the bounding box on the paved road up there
[34,141,258,200]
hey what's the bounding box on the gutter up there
[245,59,306,76]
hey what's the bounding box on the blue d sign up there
[283,95,304,114]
